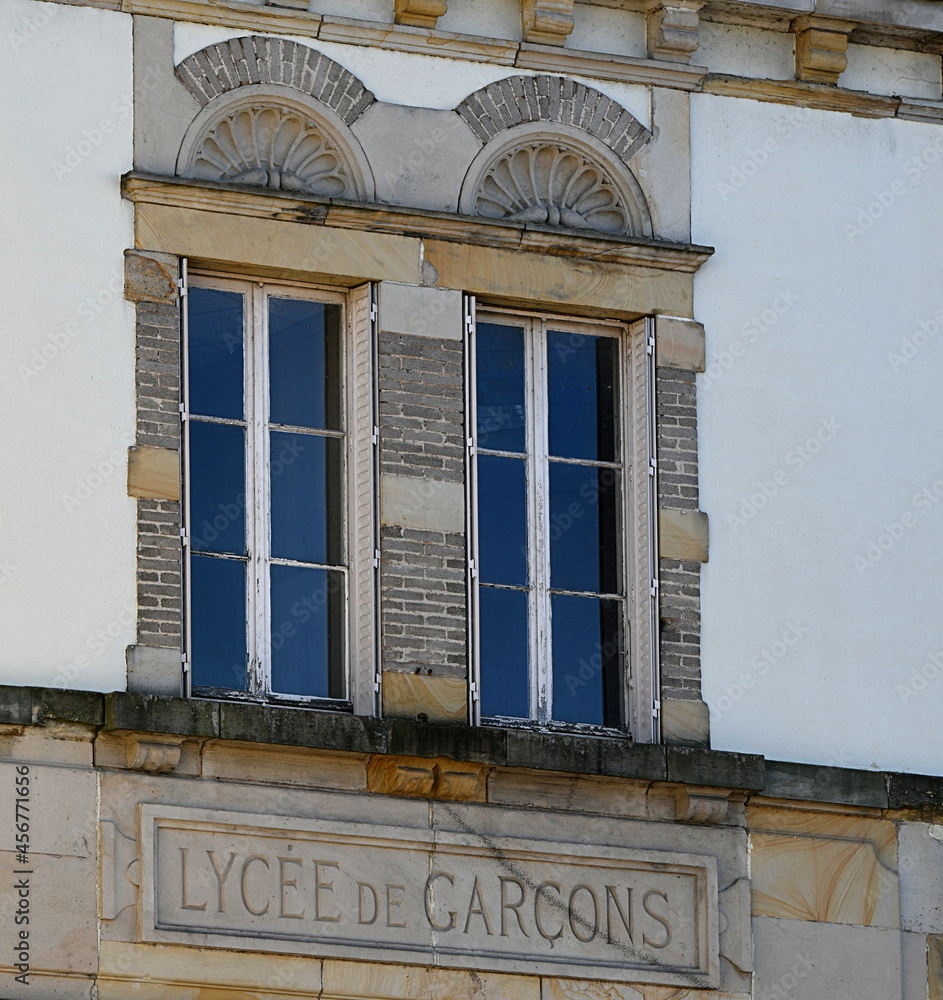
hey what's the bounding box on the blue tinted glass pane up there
[551,594,623,727]
[477,454,527,586]
[479,586,529,718]
[187,287,244,420]
[547,332,618,461]
[549,463,622,595]
[270,432,343,565]
[269,298,342,431]
[270,565,345,698]
[189,421,246,555]
[476,322,526,453]
[190,554,247,691]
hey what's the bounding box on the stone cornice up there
[121,173,715,273]
[702,74,903,118]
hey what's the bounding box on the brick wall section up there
[135,299,182,649]
[378,332,464,483]
[656,366,701,701]
[378,329,466,679]
[380,526,466,678]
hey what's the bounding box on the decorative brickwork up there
[134,297,183,649]
[656,366,701,702]
[175,37,375,125]
[380,526,466,678]
[456,76,650,163]
[378,332,464,484]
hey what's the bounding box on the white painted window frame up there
[466,303,659,741]
[182,271,378,715]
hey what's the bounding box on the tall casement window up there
[469,309,656,735]
[183,275,375,710]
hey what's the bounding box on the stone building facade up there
[2,0,943,997]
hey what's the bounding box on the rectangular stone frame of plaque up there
[137,803,720,989]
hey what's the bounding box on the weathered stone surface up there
[655,316,704,371]
[378,281,463,340]
[749,805,899,927]
[203,740,368,791]
[889,771,943,811]
[323,959,537,1000]
[543,979,642,1000]
[31,687,104,727]
[367,753,487,801]
[126,644,183,698]
[381,474,465,533]
[124,248,179,305]
[902,929,929,1000]
[382,671,468,722]
[658,508,709,562]
[660,698,710,748]
[752,916,901,999]
[353,107,481,214]
[387,718,507,764]
[931,934,943,1000]
[763,759,889,809]
[899,822,943,933]
[666,747,763,791]
[488,770,649,819]
[792,15,854,86]
[127,446,179,501]
[105,691,219,738]
[219,700,385,753]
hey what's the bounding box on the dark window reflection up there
[476,322,526,453]
[549,464,622,595]
[189,421,246,556]
[270,565,345,699]
[551,594,623,727]
[547,332,618,461]
[187,287,244,420]
[269,298,342,431]
[270,432,343,566]
[190,554,248,691]
[479,586,529,718]
[477,454,528,586]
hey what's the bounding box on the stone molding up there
[522,0,576,46]
[394,0,447,29]
[792,15,855,86]
[702,73,902,119]
[456,76,651,163]
[175,36,375,125]
[647,2,704,64]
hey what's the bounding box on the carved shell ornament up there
[475,142,633,235]
[190,105,354,197]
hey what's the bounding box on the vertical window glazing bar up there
[530,320,551,724]
[464,295,480,726]
[250,283,268,697]
[645,315,661,743]
[179,257,191,698]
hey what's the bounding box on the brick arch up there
[456,76,651,164]
[175,36,375,126]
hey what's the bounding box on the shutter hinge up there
[650,577,659,597]
[652,698,661,718]
[180,528,189,547]
[469,681,479,699]
[371,425,379,445]
[467,435,475,455]
[176,278,187,298]
[370,302,378,323]
[373,548,381,569]
[648,457,657,476]
[179,402,188,421]
[646,332,655,355]
[468,559,477,579]
[373,675,381,694]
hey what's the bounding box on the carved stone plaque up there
[139,805,719,988]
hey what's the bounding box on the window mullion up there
[530,320,552,724]
[249,283,269,697]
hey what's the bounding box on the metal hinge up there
[652,699,661,718]
[650,577,659,597]
[469,681,479,700]
[646,332,655,355]
[371,425,379,445]
[370,302,378,323]
[179,402,188,421]
[177,278,187,298]
[468,559,477,579]
[373,548,381,569]
[180,528,189,547]
[467,435,475,455]
[648,457,657,476]
[373,675,381,694]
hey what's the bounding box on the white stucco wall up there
[842,44,942,101]
[0,0,136,691]
[693,94,943,775]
